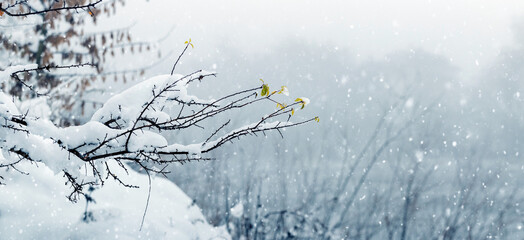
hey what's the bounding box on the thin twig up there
[140,169,152,231]
[0,0,103,17]
[170,42,191,75]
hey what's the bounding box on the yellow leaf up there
[314,116,320,122]
[295,97,309,109]
[185,38,192,46]
[190,43,194,48]
[88,11,93,16]
[271,91,277,95]
[278,86,289,96]
[261,84,269,96]
[291,108,295,115]
[259,79,264,83]
[295,98,305,109]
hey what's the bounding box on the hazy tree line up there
[167,38,524,239]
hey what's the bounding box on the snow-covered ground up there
[0,161,230,240]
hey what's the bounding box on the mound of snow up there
[0,160,230,240]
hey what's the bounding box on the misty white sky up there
[115,0,524,81]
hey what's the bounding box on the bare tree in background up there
[0,0,168,126]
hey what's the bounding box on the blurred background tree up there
[0,0,166,126]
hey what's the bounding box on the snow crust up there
[0,161,230,240]
[0,91,20,116]
[0,64,38,81]
[91,74,212,125]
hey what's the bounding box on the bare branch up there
[0,0,103,17]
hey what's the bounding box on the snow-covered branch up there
[0,66,316,201]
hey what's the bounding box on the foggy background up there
[91,1,524,239]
